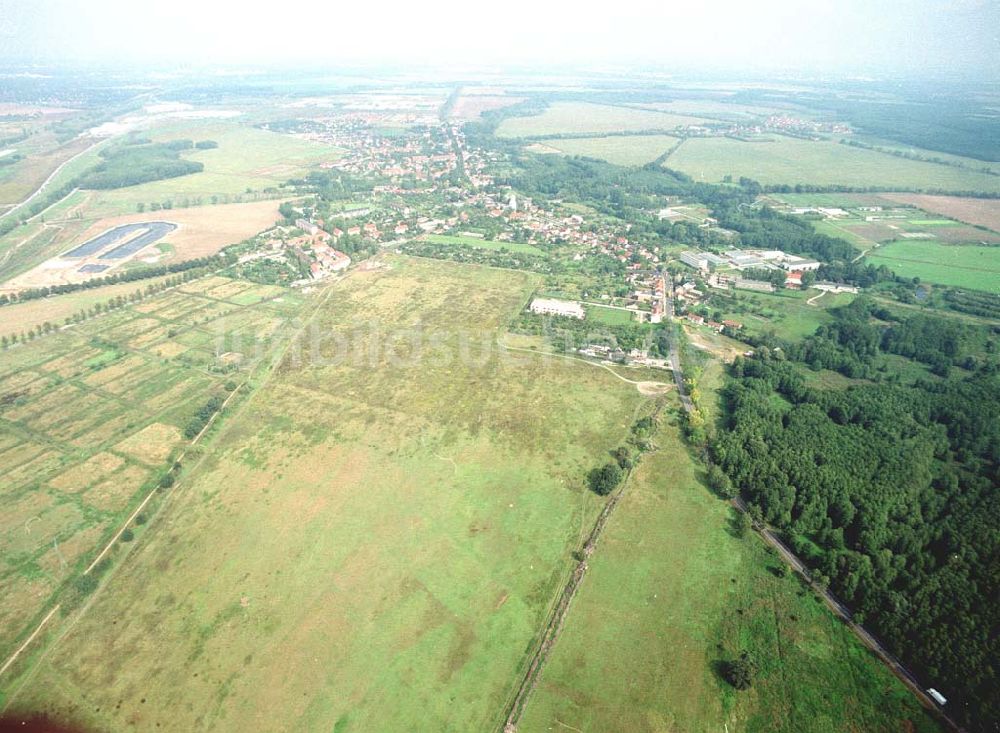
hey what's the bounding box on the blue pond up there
[63,222,177,259]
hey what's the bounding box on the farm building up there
[529,297,585,319]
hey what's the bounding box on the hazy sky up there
[0,0,997,77]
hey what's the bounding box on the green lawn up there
[422,233,545,256]
[497,102,711,138]
[585,304,636,325]
[665,137,1000,192]
[543,135,680,166]
[519,412,940,733]
[867,240,1000,292]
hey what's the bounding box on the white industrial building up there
[529,297,586,319]
[680,251,709,270]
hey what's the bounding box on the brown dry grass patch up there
[84,464,151,511]
[49,452,125,493]
[113,422,183,465]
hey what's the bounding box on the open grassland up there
[627,100,790,120]
[867,240,1000,291]
[3,257,655,732]
[542,135,680,166]
[80,122,343,217]
[497,102,711,138]
[519,412,940,733]
[665,137,1000,192]
[0,275,301,669]
[421,233,546,256]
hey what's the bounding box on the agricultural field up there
[542,134,679,166]
[866,240,1000,292]
[880,194,1000,233]
[3,257,657,732]
[519,420,939,733]
[421,233,546,256]
[0,272,177,339]
[3,199,286,291]
[664,137,1000,192]
[497,102,711,138]
[0,273,301,670]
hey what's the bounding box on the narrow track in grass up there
[498,395,669,732]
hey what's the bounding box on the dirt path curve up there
[497,338,671,394]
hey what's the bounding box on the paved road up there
[664,287,694,413]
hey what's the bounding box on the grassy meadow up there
[542,135,680,166]
[3,257,655,731]
[519,416,939,733]
[497,102,711,138]
[664,137,1000,192]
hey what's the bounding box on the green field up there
[585,304,636,325]
[665,137,1000,192]
[867,240,1000,291]
[543,135,680,166]
[3,257,653,731]
[519,418,939,733]
[0,274,300,670]
[422,233,546,256]
[497,102,711,138]
[719,289,849,342]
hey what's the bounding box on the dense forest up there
[79,139,204,189]
[713,310,1000,731]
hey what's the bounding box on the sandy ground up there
[3,200,283,292]
[881,193,1000,233]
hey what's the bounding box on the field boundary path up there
[0,140,102,223]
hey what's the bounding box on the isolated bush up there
[121,529,135,542]
[724,651,757,690]
[588,463,623,496]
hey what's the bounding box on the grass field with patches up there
[422,233,546,256]
[497,102,711,138]
[665,137,1000,192]
[519,410,940,733]
[4,257,654,732]
[0,275,299,671]
[543,135,680,166]
[867,240,1000,291]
